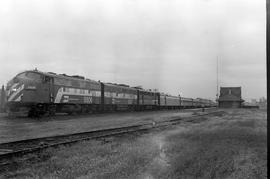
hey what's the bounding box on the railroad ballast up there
[5,69,217,117]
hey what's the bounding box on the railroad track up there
[1,107,217,120]
[0,110,224,171]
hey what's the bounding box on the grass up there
[150,109,267,179]
[3,136,159,179]
[1,109,267,179]
[162,128,266,179]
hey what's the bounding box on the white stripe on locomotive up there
[7,83,19,97]
[14,94,23,102]
[104,91,137,99]
[54,87,101,103]
[8,84,24,102]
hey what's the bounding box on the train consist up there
[5,70,216,117]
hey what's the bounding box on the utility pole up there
[216,56,219,103]
[0,85,5,112]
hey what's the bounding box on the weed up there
[154,109,267,179]
[3,138,159,179]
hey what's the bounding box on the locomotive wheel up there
[48,105,56,116]
[28,108,39,118]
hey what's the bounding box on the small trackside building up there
[218,87,244,108]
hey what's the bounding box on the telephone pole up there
[0,85,5,112]
[216,56,219,103]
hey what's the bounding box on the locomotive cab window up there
[17,72,42,82]
[13,77,19,83]
[27,72,41,80]
[16,73,26,78]
[43,76,51,83]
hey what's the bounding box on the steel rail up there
[2,107,217,120]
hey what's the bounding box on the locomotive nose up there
[7,82,24,102]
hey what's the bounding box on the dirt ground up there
[1,108,267,179]
[0,108,214,143]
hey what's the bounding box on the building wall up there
[219,101,241,108]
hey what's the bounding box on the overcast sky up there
[0,0,266,101]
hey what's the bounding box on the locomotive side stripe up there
[7,83,19,96]
[54,87,101,103]
[14,94,23,102]
[104,92,137,99]
[8,84,24,102]
[54,88,63,103]
[54,87,138,103]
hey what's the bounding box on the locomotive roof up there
[17,70,149,91]
[104,82,137,91]
[18,70,144,90]
[160,93,179,97]
[19,70,99,84]
[138,89,159,93]
[181,97,193,100]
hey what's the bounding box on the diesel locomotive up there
[5,69,216,117]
